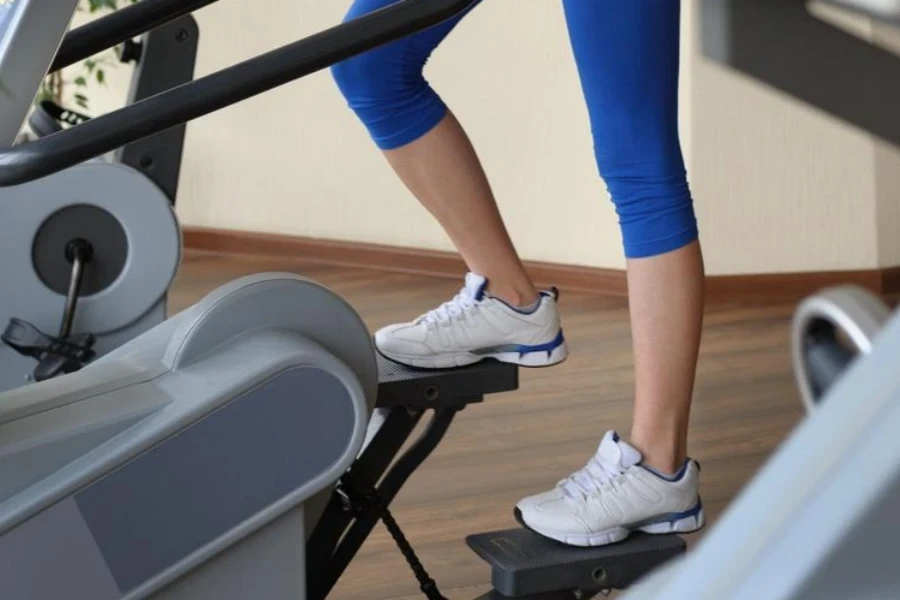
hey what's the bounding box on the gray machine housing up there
[0,273,378,600]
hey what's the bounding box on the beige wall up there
[871,22,900,267]
[690,1,881,274]
[75,1,900,274]
[181,0,627,269]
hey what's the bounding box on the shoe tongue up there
[464,272,488,301]
[597,431,642,469]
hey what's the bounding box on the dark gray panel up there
[0,498,120,600]
[75,367,354,594]
[115,16,199,204]
[700,0,900,148]
[699,0,731,63]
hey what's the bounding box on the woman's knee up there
[331,0,476,149]
[331,50,447,150]
[609,173,698,259]
[331,0,466,151]
[595,121,698,259]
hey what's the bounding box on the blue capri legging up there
[331,0,697,259]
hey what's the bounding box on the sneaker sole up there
[378,341,569,370]
[513,505,706,548]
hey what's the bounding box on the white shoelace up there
[419,288,479,327]
[560,453,625,498]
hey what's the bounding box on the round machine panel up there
[0,161,181,337]
[791,285,891,413]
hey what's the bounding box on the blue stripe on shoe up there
[640,459,691,482]
[470,329,566,357]
[665,498,703,522]
[629,498,704,529]
[513,329,565,356]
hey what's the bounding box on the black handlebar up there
[51,0,221,73]
[1,0,477,188]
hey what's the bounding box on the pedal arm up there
[59,238,93,339]
[307,406,460,600]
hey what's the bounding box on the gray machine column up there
[0,0,79,145]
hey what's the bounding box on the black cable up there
[341,473,447,600]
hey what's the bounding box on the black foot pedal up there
[376,353,518,409]
[2,236,98,382]
[2,318,96,381]
[466,528,686,598]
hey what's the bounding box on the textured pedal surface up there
[376,352,518,408]
[466,528,686,597]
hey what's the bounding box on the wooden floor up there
[171,250,808,600]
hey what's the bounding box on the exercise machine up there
[0,272,381,599]
[0,1,689,598]
[0,267,678,600]
[0,2,199,392]
[1,268,662,600]
[10,0,897,598]
[3,267,895,600]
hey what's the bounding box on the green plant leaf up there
[39,0,137,111]
[88,0,119,12]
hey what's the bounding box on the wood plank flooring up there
[170,250,809,600]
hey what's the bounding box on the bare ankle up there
[486,281,539,308]
[629,431,686,475]
[640,452,683,477]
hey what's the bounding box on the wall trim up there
[183,227,900,301]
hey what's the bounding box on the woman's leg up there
[331,1,566,369]
[332,1,535,306]
[517,0,705,546]
[562,0,704,475]
[627,242,704,472]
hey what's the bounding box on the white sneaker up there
[516,431,705,547]
[374,272,568,369]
